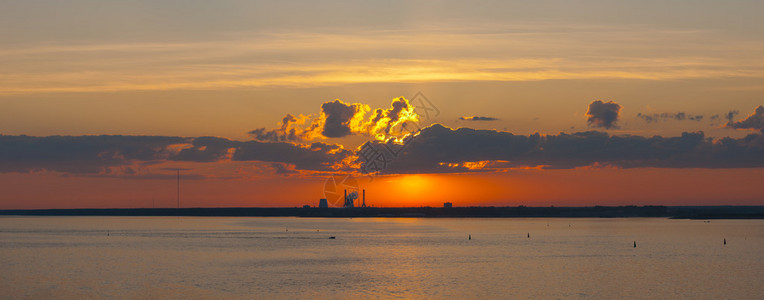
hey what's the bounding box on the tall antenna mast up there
[176,168,180,209]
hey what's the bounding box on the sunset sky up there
[1,0,763,209]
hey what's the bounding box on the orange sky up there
[1,167,762,209]
[1,1,764,209]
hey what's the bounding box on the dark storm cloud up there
[166,136,353,171]
[707,110,740,126]
[459,116,500,121]
[636,112,704,123]
[270,162,299,175]
[726,110,740,124]
[370,124,764,174]
[321,100,361,138]
[0,135,187,173]
[586,100,621,129]
[0,134,353,174]
[232,141,352,171]
[249,114,300,142]
[171,136,234,162]
[727,105,764,133]
[83,172,209,180]
[249,100,368,142]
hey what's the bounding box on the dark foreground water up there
[0,217,762,299]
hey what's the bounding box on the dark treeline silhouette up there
[1,205,763,219]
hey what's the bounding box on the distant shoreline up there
[1,206,763,219]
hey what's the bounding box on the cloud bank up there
[0,135,354,175]
[367,124,764,174]
[4,105,764,177]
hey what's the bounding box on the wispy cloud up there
[637,112,704,123]
[459,116,500,121]
[2,24,764,94]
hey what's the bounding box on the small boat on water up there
[329,236,336,239]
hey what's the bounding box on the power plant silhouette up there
[319,189,367,208]
[342,189,367,208]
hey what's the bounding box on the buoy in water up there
[724,238,726,245]
[634,241,637,248]
[469,234,472,240]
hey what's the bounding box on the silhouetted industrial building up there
[444,202,453,208]
[343,189,365,208]
[318,189,368,209]
[344,189,355,208]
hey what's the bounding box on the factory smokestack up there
[363,189,366,208]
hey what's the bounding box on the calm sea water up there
[0,216,761,299]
